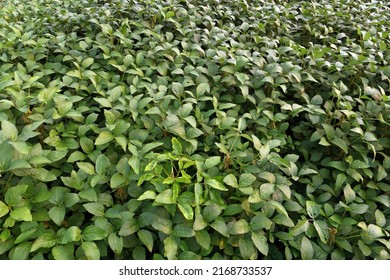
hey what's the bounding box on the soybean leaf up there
[251,232,268,256]
[300,236,314,260]
[81,242,100,260]
[137,230,154,252]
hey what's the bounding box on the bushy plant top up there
[0,0,389,260]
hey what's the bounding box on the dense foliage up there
[0,0,389,260]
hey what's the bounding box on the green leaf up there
[203,156,221,169]
[0,201,9,218]
[319,137,331,146]
[128,157,140,175]
[2,120,18,140]
[5,184,29,206]
[163,236,178,260]
[336,239,353,253]
[108,233,123,255]
[250,215,273,231]
[290,220,309,236]
[196,82,210,96]
[119,219,139,236]
[52,244,74,260]
[155,189,175,204]
[77,162,95,175]
[31,231,56,252]
[313,220,329,244]
[300,236,314,260]
[223,174,239,188]
[151,218,172,235]
[331,137,348,153]
[205,178,227,191]
[9,243,32,260]
[251,232,268,256]
[95,154,110,175]
[137,230,154,252]
[210,217,229,237]
[141,142,163,154]
[367,224,384,239]
[81,242,100,260]
[239,237,255,259]
[31,168,57,182]
[10,207,32,221]
[171,137,182,154]
[9,141,30,154]
[162,114,185,137]
[82,225,107,241]
[203,204,222,223]
[239,173,257,187]
[306,201,321,219]
[335,173,347,192]
[375,210,386,227]
[268,200,288,217]
[83,203,104,216]
[172,224,195,238]
[349,203,369,214]
[193,212,207,231]
[132,245,145,260]
[343,184,356,204]
[82,57,94,68]
[178,203,194,220]
[363,132,377,142]
[110,173,127,189]
[273,214,294,227]
[377,165,387,181]
[95,131,114,145]
[48,205,66,226]
[252,135,262,152]
[230,219,250,235]
[137,190,156,201]
[57,226,81,244]
[8,159,31,170]
[358,240,372,257]
[322,123,335,139]
[80,137,94,153]
[195,229,211,250]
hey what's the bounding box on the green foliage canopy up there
[0,0,389,260]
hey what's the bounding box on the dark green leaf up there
[195,229,211,250]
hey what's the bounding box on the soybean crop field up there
[0,0,389,260]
